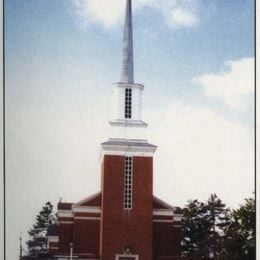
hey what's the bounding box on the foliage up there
[26,202,57,258]
[181,199,210,257]
[181,195,255,259]
[222,197,255,259]
[204,194,230,258]
[181,194,230,259]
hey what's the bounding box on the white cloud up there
[71,0,125,27]
[194,58,254,110]
[70,0,200,28]
[169,8,199,27]
[146,103,254,208]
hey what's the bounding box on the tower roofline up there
[101,138,157,157]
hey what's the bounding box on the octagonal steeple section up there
[110,82,147,128]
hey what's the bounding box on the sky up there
[4,0,255,259]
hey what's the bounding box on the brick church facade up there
[47,1,183,259]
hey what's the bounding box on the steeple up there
[109,0,147,135]
[120,0,134,84]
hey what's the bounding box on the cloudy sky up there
[4,0,254,259]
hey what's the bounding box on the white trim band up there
[73,206,101,213]
[153,210,174,216]
[58,210,73,218]
[60,221,73,224]
[153,220,173,223]
[74,217,100,220]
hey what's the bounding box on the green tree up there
[26,202,57,258]
[223,197,255,260]
[205,194,230,259]
[181,199,210,258]
[181,194,230,259]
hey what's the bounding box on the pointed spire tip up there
[120,0,134,84]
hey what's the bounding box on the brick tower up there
[47,1,183,259]
[100,0,157,259]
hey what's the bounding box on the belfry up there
[47,1,183,259]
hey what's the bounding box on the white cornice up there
[102,139,157,157]
[102,149,155,157]
[113,82,144,90]
[109,119,148,128]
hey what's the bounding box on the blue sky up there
[5,0,254,120]
[5,0,254,259]
[6,0,254,84]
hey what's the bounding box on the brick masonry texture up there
[100,155,153,260]
[73,219,100,254]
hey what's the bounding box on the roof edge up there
[74,192,101,206]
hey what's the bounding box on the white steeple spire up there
[120,0,134,84]
[109,0,147,140]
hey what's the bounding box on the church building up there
[47,1,183,259]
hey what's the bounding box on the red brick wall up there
[153,200,169,209]
[73,219,100,254]
[48,242,59,255]
[58,223,73,254]
[172,226,181,256]
[153,223,181,258]
[100,155,153,260]
[81,193,101,206]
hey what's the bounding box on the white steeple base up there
[109,122,148,141]
[110,82,146,127]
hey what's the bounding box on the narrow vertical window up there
[124,156,132,209]
[125,88,132,119]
